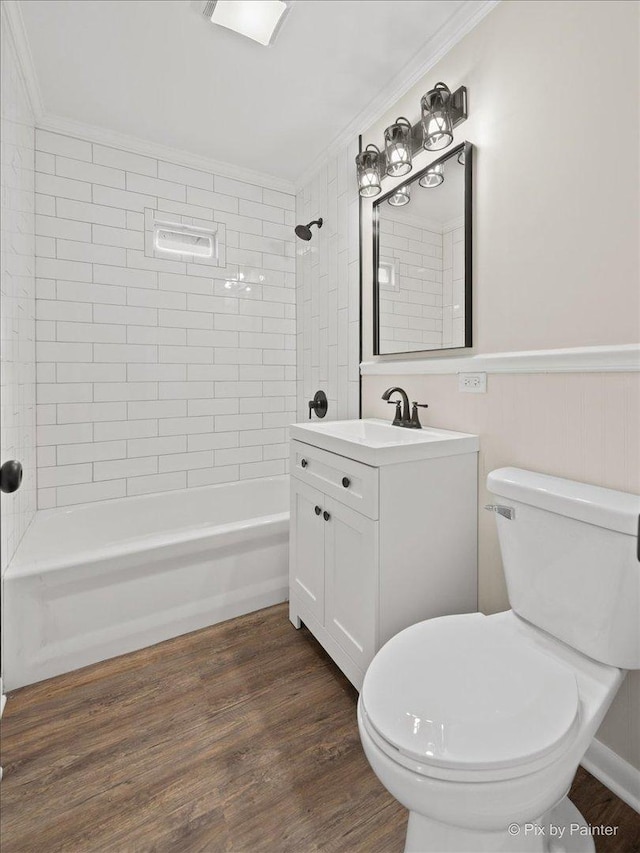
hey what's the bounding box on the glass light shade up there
[384,117,412,177]
[356,145,382,198]
[388,184,410,207]
[418,162,444,188]
[421,82,454,151]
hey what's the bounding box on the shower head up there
[294,218,323,241]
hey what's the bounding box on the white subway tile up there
[57,239,127,267]
[56,156,125,189]
[57,363,127,382]
[213,175,262,202]
[127,326,185,345]
[93,145,157,177]
[37,423,93,445]
[94,343,157,363]
[127,436,186,458]
[57,479,126,507]
[262,188,295,211]
[36,130,91,161]
[57,440,127,465]
[36,341,92,362]
[158,345,213,363]
[215,413,262,432]
[127,471,186,496]
[239,460,285,479]
[187,466,238,487]
[56,322,126,344]
[94,304,157,326]
[127,363,186,382]
[158,161,213,190]
[57,402,126,423]
[36,257,92,282]
[36,172,91,202]
[92,224,144,250]
[94,264,157,290]
[158,451,214,473]
[56,198,127,227]
[158,381,213,400]
[158,308,212,329]
[34,461,80,490]
[128,399,186,419]
[93,184,156,211]
[215,446,262,466]
[94,456,157,481]
[57,281,126,305]
[127,172,185,202]
[186,186,238,213]
[239,199,284,224]
[38,382,92,404]
[187,398,238,417]
[187,432,238,452]
[92,382,158,402]
[127,288,185,310]
[36,215,91,241]
[158,416,214,435]
[94,419,157,441]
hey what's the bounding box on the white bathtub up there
[3,475,289,690]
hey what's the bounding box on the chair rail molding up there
[360,344,640,376]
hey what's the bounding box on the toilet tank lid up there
[487,468,640,535]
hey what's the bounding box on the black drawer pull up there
[323,511,330,521]
[301,458,308,468]
[342,477,350,489]
[314,505,321,516]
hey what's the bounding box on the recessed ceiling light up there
[206,1,289,47]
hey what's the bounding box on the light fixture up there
[421,82,454,151]
[388,184,410,207]
[205,0,289,47]
[355,144,382,198]
[384,117,413,177]
[418,162,444,188]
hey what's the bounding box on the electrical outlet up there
[458,372,487,393]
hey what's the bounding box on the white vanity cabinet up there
[288,419,479,690]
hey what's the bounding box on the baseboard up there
[581,738,640,815]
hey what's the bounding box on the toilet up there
[358,467,640,853]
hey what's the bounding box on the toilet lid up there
[361,613,579,771]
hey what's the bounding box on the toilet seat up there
[361,613,580,780]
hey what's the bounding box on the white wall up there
[359,0,640,771]
[1,6,36,572]
[295,141,360,421]
[33,130,296,508]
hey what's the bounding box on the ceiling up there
[19,0,474,182]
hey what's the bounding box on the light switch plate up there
[458,372,487,393]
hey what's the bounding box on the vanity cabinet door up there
[290,478,326,625]
[323,497,378,670]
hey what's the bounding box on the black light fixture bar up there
[378,86,467,176]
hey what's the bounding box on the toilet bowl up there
[358,468,640,853]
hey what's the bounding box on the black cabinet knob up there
[323,511,330,521]
[342,477,350,489]
[0,460,23,494]
[301,458,308,468]
[314,505,321,515]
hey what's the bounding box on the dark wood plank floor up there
[1,604,639,852]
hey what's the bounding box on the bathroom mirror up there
[373,141,472,355]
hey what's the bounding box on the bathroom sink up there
[289,418,479,466]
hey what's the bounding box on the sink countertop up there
[289,418,479,466]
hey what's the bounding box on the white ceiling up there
[19,0,474,182]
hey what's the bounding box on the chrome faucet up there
[381,387,428,429]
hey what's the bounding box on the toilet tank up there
[488,468,640,669]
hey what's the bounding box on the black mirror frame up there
[373,140,472,356]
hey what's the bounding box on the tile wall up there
[295,140,360,421]
[1,10,36,570]
[34,130,296,508]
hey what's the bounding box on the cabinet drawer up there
[290,440,379,520]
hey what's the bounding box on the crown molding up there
[295,0,500,190]
[36,113,296,194]
[361,344,640,376]
[1,0,45,119]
